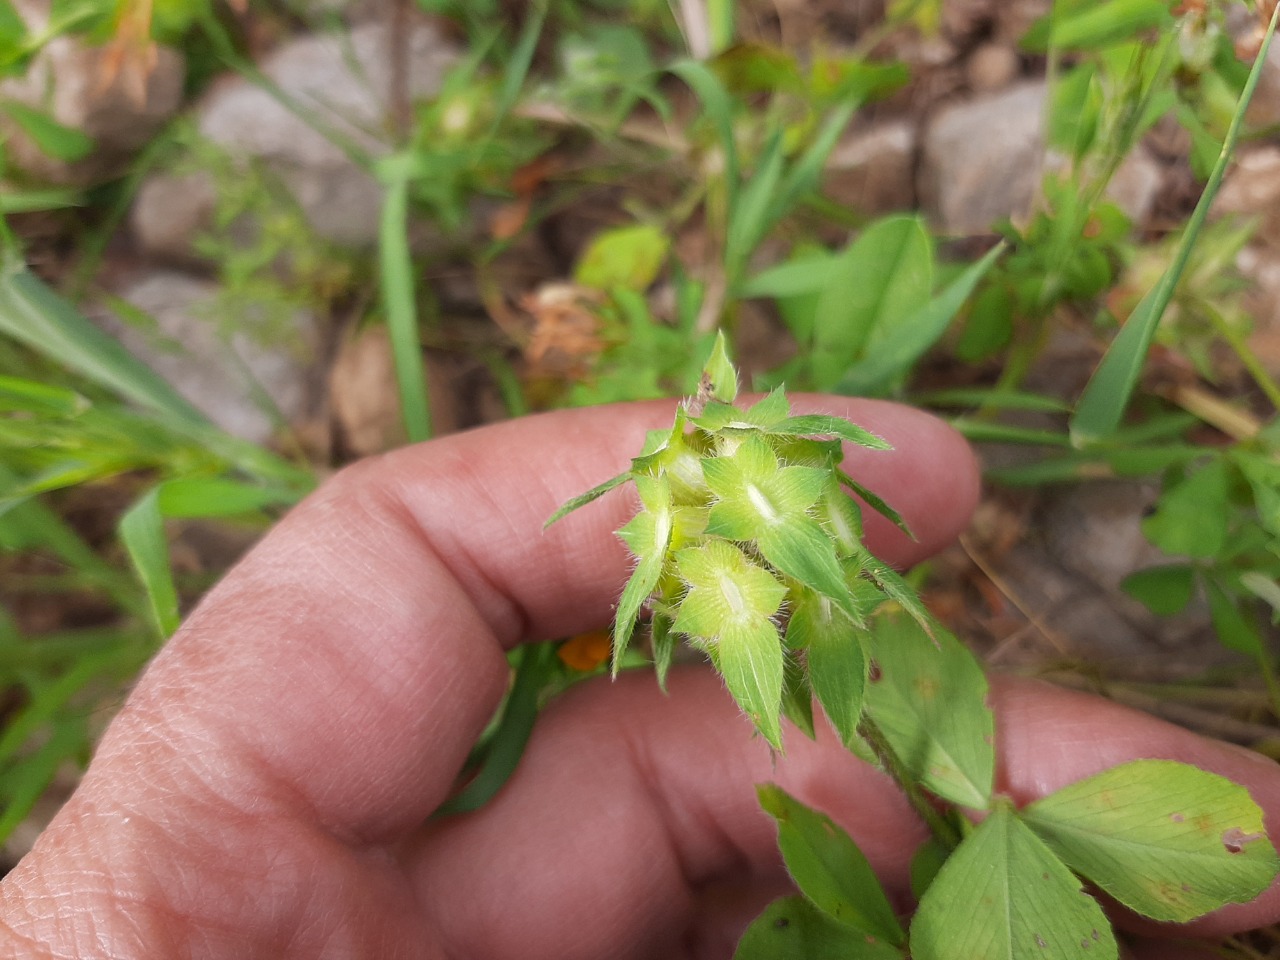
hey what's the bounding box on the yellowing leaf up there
[574,223,670,291]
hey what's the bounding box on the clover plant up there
[551,337,1280,960]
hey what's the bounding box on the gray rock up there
[1106,145,1163,228]
[94,273,321,444]
[130,172,220,262]
[919,82,1046,235]
[824,119,917,216]
[192,18,459,247]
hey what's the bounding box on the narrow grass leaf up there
[0,102,94,162]
[812,215,933,390]
[725,129,786,288]
[0,375,87,416]
[948,418,1073,447]
[0,259,205,424]
[377,164,432,443]
[492,0,546,124]
[119,489,180,637]
[911,804,1117,960]
[1070,0,1280,445]
[156,477,298,518]
[769,100,858,224]
[757,785,905,945]
[862,611,993,809]
[835,242,1002,396]
[0,188,83,213]
[913,387,1071,413]
[433,642,559,816]
[1024,0,1172,52]
[1022,760,1280,922]
[670,60,740,213]
[0,716,87,845]
[734,895,903,960]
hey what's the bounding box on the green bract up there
[548,333,929,749]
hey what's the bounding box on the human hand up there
[1,399,1277,960]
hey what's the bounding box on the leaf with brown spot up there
[1022,760,1280,922]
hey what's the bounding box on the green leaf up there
[766,415,890,450]
[756,785,905,945]
[670,59,739,215]
[1207,579,1263,657]
[911,803,1118,960]
[812,215,933,391]
[1121,564,1196,616]
[781,650,816,740]
[1023,0,1172,52]
[740,249,837,301]
[674,539,787,746]
[651,610,676,690]
[862,611,993,809]
[613,474,674,672]
[378,165,433,443]
[835,243,1003,396]
[574,223,671,291]
[759,518,856,617]
[1021,760,1280,922]
[0,260,206,426]
[119,489,180,638]
[1242,571,1280,622]
[155,477,298,518]
[787,591,866,747]
[1070,0,1280,445]
[0,102,94,162]
[718,617,786,749]
[725,129,787,287]
[734,895,903,960]
[702,330,739,403]
[544,471,630,527]
[0,375,88,416]
[838,472,912,541]
[673,539,787,637]
[1141,460,1229,559]
[433,642,559,816]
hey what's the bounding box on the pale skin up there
[0,399,1277,959]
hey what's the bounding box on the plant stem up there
[857,714,962,850]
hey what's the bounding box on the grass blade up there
[670,59,740,214]
[119,489,180,638]
[1070,1,1280,446]
[378,163,433,443]
[0,258,206,426]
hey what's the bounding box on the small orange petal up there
[557,631,613,672]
